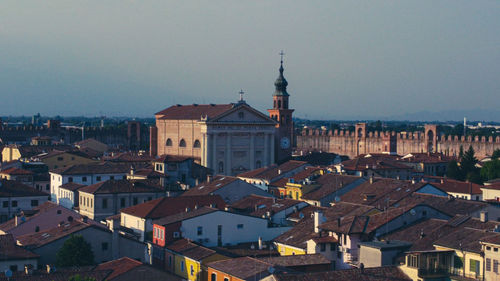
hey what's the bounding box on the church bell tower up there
[268,51,294,163]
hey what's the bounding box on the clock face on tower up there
[280,137,290,149]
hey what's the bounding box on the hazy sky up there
[1,1,499,120]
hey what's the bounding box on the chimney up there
[194,205,198,210]
[314,211,325,233]
[81,216,88,223]
[15,215,19,226]
[46,264,55,274]
[411,178,416,184]
[369,176,374,184]
[480,211,488,223]
[258,236,263,250]
[440,178,444,184]
[278,169,282,175]
[207,175,213,183]
[185,207,190,212]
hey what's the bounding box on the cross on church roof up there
[239,89,245,102]
[280,50,285,64]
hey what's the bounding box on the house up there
[481,183,500,202]
[95,256,182,281]
[152,206,291,248]
[206,256,278,281]
[0,180,48,222]
[0,234,39,273]
[16,218,114,266]
[281,167,324,200]
[49,162,131,205]
[103,152,154,165]
[334,154,414,180]
[300,174,365,207]
[161,239,228,281]
[399,250,455,281]
[58,182,85,209]
[152,154,211,188]
[432,178,483,201]
[1,144,73,162]
[480,233,500,281]
[78,179,166,221]
[35,150,97,170]
[0,167,34,186]
[237,160,309,191]
[74,138,109,154]
[358,240,411,268]
[119,195,226,242]
[256,254,332,273]
[230,195,307,226]
[181,176,272,204]
[398,152,454,177]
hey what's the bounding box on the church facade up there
[150,59,294,176]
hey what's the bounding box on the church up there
[150,57,294,176]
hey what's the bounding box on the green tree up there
[458,145,464,162]
[447,160,462,180]
[461,146,481,184]
[56,235,95,267]
[492,149,500,160]
[481,159,500,182]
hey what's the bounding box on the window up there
[237,224,244,229]
[238,111,244,119]
[120,198,126,207]
[31,200,38,207]
[57,157,63,161]
[12,201,17,207]
[470,259,480,273]
[494,259,499,273]
[211,273,216,281]
[96,176,101,181]
[3,201,8,208]
[110,176,114,180]
[82,176,87,182]
[487,258,491,271]
[181,261,185,272]
[68,177,73,183]
[190,265,194,276]
[408,255,418,268]
[224,278,229,281]
[197,226,203,235]
[133,197,138,205]
[320,243,326,252]
[173,232,180,238]
[218,161,224,173]
[495,248,498,252]
[330,243,335,251]
[487,246,492,251]
[9,265,17,272]
[168,256,172,267]
[46,184,49,191]
[166,139,172,146]
[90,198,93,208]
[101,242,108,251]
[256,160,262,169]
[193,140,201,148]
[179,139,186,147]
[102,198,108,209]
[148,197,152,201]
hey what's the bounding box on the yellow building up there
[283,167,324,200]
[165,239,229,281]
[274,242,306,256]
[38,151,97,170]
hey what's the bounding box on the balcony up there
[418,268,450,279]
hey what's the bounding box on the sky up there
[0,1,499,120]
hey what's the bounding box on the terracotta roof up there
[211,242,280,258]
[257,254,330,267]
[37,150,93,160]
[0,234,39,261]
[432,179,482,195]
[130,168,165,178]
[181,176,239,196]
[94,257,142,280]
[237,160,308,181]
[286,205,328,222]
[434,227,498,253]
[0,201,101,238]
[103,152,154,163]
[400,152,454,164]
[301,174,363,201]
[290,167,322,182]
[153,206,218,226]
[0,167,33,175]
[16,220,107,249]
[155,104,234,120]
[78,179,164,194]
[273,218,317,249]
[207,256,273,279]
[13,145,74,159]
[230,195,302,218]
[153,154,193,163]
[120,195,226,219]
[0,180,48,197]
[59,182,86,192]
[339,178,426,207]
[0,267,111,281]
[381,219,450,251]
[340,157,412,171]
[270,266,411,281]
[166,239,216,260]
[396,193,487,217]
[269,178,288,188]
[50,162,131,175]
[293,152,342,166]
[482,183,500,190]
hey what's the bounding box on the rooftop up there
[181,176,239,196]
[0,179,48,198]
[237,160,308,181]
[432,178,482,195]
[230,194,302,218]
[50,162,132,175]
[0,234,39,261]
[207,256,273,280]
[155,104,234,120]
[78,179,164,194]
[270,266,411,281]
[166,239,216,260]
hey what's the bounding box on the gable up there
[209,104,276,125]
[416,184,449,197]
